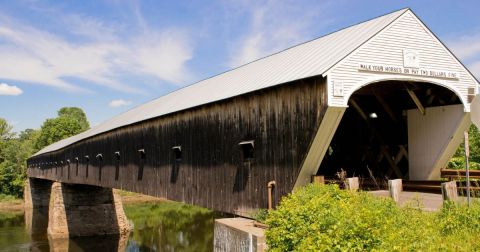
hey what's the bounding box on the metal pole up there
[464,131,471,207]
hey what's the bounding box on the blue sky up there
[0,0,479,132]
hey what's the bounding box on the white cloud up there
[227,1,332,68]
[0,83,23,96]
[109,99,132,108]
[128,30,193,84]
[0,12,194,93]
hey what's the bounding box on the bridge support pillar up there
[25,177,52,209]
[47,182,130,239]
[214,218,266,252]
[24,178,52,239]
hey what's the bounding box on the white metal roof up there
[33,8,408,156]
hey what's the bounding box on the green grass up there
[0,194,21,203]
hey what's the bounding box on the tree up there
[0,119,39,197]
[0,118,14,164]
[35,107,90,150]
[448,124,480,169]
[58,107,90,130]
[0,118,13,141]
[0,107,89,198]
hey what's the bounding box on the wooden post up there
[345,177,359,191]
[388,179,402,202]
[441,181,458,202]
[311,175,325,185]
[465,131,471,206]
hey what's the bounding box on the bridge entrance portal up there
[319,80,468,182]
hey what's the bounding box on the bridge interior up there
[319,80,463,182]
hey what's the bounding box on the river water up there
[0,201,215,251]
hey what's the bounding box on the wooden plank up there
[27,75,329,215]
[311,175,325,185]
[380,146,403,178]
[406,88,425,115]
[388,179,402,202]
[345,177,359,191]
[441,181,458,202]
[441,169,480,178]
[349,99,369,122]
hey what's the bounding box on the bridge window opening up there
[75,157,79,176]
[114,151,120,181]
[66,159,71,180]
[170,146,182,183]
[96,154,103,181]
[138,149,146,159]
[239,140,255,160]
[84,155,90,178]
[137,149,145,180]
[319,81,461,188]
[172,146,182,161]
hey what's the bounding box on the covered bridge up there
[27,8,480,216]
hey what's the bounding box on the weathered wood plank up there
[27,76,328,215]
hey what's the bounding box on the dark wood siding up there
[28,76,328,215]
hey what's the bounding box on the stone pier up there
[48,182,130,238]
[24,178,131,240]
[24,177,52,209]
[214,218,266,252]
[24,177,52,239]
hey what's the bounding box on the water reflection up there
[25,207,50,251]
[0,212,32,251]
[48,234,130,252]
[0,201,214,251]
[124,202,214,252]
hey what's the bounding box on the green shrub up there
[252,208,268,223]
[448,157,480,170]
[265,184,480,251]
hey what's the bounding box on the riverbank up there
[117,190,166,205]
[0,190,165,213]
[0,198,24,212]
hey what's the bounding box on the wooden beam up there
[380,146,404,178]
[349,99,369,122]
[427,94,436,106]
[397,145,408,162]
[406,88,425,115]
[387,145,409,178]
[372,89,398,123]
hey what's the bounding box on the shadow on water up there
[0,201,216,252]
